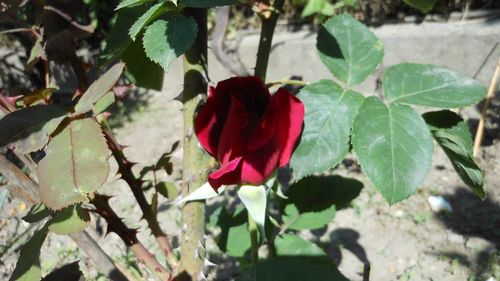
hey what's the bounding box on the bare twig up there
[211,6,250,76]
[473,59,500,157]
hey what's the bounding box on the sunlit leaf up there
[116,0,154,10]
[290,80,364,179]
[274,234,326,256]
[129,2,170,40]
[352,97,434,204]
[38,118,110,210]
[383,63,486,108]
[317,14,383,86]
[93,92,115,115]
[142,14,197,71]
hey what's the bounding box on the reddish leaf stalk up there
[103,130,178,267]
[89,193,172,281]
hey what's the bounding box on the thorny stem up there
[103,130,178,267]
[180,8,210,280]
[254,0,286,81]
[89,193,172,281]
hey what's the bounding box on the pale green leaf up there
[274,234,326,256]
[48,204,91,235]
[317,14,384,86]
[301,0,327,17]
[383,63,486,108]
[93,92,115,115]
[352,97,434,203]
[423,110,484,198]
[74,63,124,114]
[142,14,197,71]
[237,184,267,230]
[37,118,110,210]
[290,80,364,179]
[156,181,179,200]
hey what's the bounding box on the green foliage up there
[9,226,49,281]
[129,2,172,40]
[423,110,484,198]
[403,0,438,13]
[290,80,364,179]
[93,92,116,115]
[37,118,110,210]
[48,204,91,235]
[383,63,486,108]
[237,185,267,230]
[301,0,357,18]
[274,234,326,256]
[352,97,434,203]
[74,63,125,115]
[116,0,155,10]
[237,257,349,281]
[142,14,198,71]
[101,6,164,90]
[282,175,362,230]
[317,13,384,86]
[0,105,66,154]
[209,206,251,257]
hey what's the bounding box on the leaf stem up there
[248,213,259,264]
[254,0,285,81]
[266,79,309,88]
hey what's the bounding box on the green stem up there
[254,0,285,81]
[180,8,209,280]
[248,213,259,264]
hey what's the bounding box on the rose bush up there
[195,76,305,190]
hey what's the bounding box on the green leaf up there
[301,0,327,17]
[9,226,49,281]
[142,14,197,71]
[26,38,45,70]
[129,2,170,40]
[403,0,437,13]
[116,0,154,10]
[290,80,364,179]
[74,63,125,114]
[48,204,91,235]
[0,105,66,154]
[423,110,484,198]
[37,118,110,210]
[22,204,51,223]
[282,175,363,230]
[383,63,487,108]
[180,0,236,7]
[317,14,383,86]
[93,92,115,115]
[274,234,326,256]
[212,206,251,257]
[155,181,179,200]
[237,257,349,281]
[100,7,164,90]
[352,97,434,203]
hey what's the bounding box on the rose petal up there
[217,96,249,163]
[208,157,243,190]
[240,140,280,185]
[266,88,305,166]
[194,86,231,156]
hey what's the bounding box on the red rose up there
[195,76,305,190]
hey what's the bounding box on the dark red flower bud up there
[194,76,304,190]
